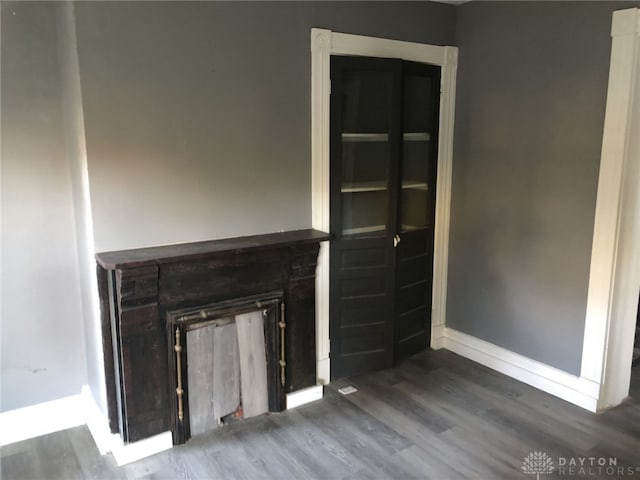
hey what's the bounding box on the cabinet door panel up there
[330,240,395,378]
[340,296,388,327]
[393,61,440,364]
[394,231,434,363]
[330,56,401,379]
[119,305,170,442]
[398,63,440,234]
[397,254,428,286]
[331,56,400,240]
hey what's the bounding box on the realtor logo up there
[522,451,555,480]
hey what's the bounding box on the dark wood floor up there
[2,349,639,479]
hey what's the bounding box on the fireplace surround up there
[96,229,329,444]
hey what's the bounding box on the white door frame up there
[310,29,458,383]
[581,7,640,410]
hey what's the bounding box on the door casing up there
[310,29,459,383]
[581,7,640,411]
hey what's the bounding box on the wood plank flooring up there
[2,349,639,479]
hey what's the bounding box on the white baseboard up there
[442,327,600,412]
[0,394,86,446]
[109,431,173,466]
[0,386,172,466]
[80,385,172,465]
[81,386,119,455]
[286,385,324,409]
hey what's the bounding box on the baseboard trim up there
[0,394,86,446]
[286,385,324,409]
[442,327,600,412]
[81,386,118,456]
[80,386,172,465]
[109,431,173,466]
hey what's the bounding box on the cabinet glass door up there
[330,56,400,379]
[339,68,393,237]
[393,62,440,365]
[400,70,438,233]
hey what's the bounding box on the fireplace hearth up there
[96,229,329,444]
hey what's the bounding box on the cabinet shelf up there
[343,224,426,235]
[401,224,425,232]
[342,133,388,142]
[403,132,430,141]
[341,180,427,193]
[341,181,387,193]
[341,132,431,142]
[402,181,428,191]
[342,225,386,236]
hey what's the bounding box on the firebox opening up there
[167,291,286,444]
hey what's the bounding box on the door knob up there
[393,235,401,248]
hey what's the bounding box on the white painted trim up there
[431,323,447,350]
[442,328,600,412]
[311,29,458,382]
[81,385,118,456]
[315,242,330,385]
[316,355,330,386]
[82,385,173,465]
[286,385,324,409]
[311,29,332,385]
[581,8,640,411]
[431,46,458,339]
[329,31,446,65]
[109,432,173,466]
[0,385,171,465]
[0,394,85,446]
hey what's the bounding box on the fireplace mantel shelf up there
[96,229,330,269]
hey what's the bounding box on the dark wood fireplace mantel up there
[96,229,330,270]
[96,229,329,444]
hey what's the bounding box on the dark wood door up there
[329,56,440,378]
[394,61,441,363]
[329,56,402,378]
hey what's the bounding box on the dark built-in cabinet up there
[330,56,440,378]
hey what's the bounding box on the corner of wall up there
[56,0,107,417]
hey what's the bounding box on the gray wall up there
[4,0,626,413]
[57,2,109,415]
[73,1,456,252]
[1,2,87,411]
[448,1,639,375]
[0,1,455,413]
